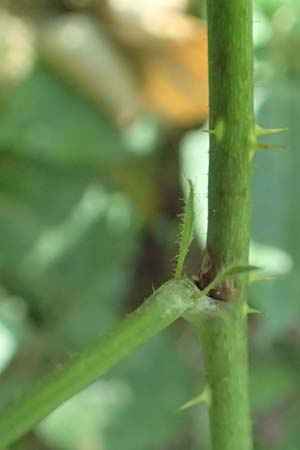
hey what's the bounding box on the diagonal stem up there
[0,278,198,448]
[0,262,253,448]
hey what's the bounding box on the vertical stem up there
[198,1,254,449]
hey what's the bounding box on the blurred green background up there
[0,1,299,449]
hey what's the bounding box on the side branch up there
[0,278,199,448]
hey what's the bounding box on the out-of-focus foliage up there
[0,1,299,450]
[0,2,208,450]
[250,4,300,448]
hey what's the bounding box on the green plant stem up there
[197,0,254,449]
[0,278,198,448]
[191,305,252,450]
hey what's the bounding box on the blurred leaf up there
[0,147,142,355]
[251,357,300,450]
[0,320,17,374]
[251,80,300,340]
[250,361,298,413]
[34,330,200,450]
[255,0,300,20]
[0,56,162,353]
[104,331,197,450]
[37,380,132,450]
[0,63,132,166]
[249,241,293,276]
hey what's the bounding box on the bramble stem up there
[197,0,255,449]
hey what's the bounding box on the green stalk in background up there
[194,1,255,449]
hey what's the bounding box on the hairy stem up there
[197,0,254,449]
[0,279,198,448]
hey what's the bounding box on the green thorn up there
[256,143,287,150]
[177,385,211,413]
[202,129,216,135]
[202,121,225,141]
[243,304,261,317]
[249,126,288,159]
[255,125,288,137]
[249,274,279,285]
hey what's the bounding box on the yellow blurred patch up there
[140,13,209,125]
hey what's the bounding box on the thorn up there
[177,385,211,413]
[249,274,280,284]
[202,129,216,135]
[256,143,287,150]
[255,125,288,136]
[243,304,262,317]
